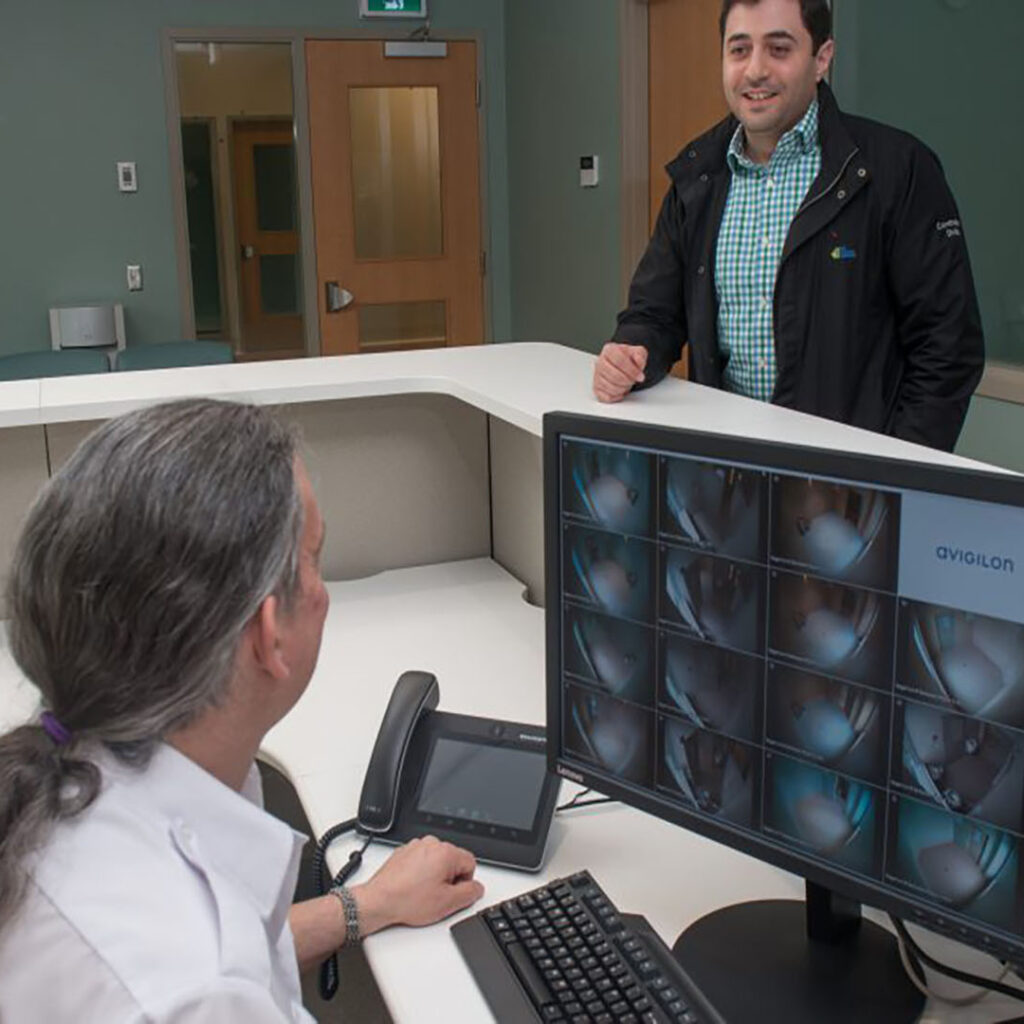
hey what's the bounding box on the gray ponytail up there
[0,399,303,930]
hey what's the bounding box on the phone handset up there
[357,670,440,834]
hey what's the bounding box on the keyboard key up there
[506,941,555,1009]
[503,901,524,921]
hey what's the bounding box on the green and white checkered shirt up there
[715,100,821,401]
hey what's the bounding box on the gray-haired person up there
[0,399,483,1022]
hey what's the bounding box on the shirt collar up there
[103,744,306,928]
[727,97,820,173]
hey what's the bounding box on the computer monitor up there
[544,412,1024,1023]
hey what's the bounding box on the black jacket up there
[613,84,984,452]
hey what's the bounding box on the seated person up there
[0,398,484,1021]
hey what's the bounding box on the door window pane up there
[253,143,297,232]
[349,86,443,260]
[260,254,300,315]
[358,301,447,351]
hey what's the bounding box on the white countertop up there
[0,342,1000,475]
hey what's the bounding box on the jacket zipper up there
[795,147,860,219]
[771,147,860,402]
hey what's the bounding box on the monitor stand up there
[671,881,926,1024]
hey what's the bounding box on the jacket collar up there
[667,82,858,187]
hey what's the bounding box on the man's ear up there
[815,38,835,82]
[249,594,289,680]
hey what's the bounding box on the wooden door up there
[306,40,484,356]
[649,0,728,231]
[649,0,727,378]
[231,120,305,356]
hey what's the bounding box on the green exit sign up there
[360,0,427,16]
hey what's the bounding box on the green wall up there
[504,0,622,353]
[831,0,1024,471]
[0,0,510,352]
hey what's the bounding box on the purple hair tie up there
[41,711,72,746]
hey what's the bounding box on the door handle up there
[241,244,255,260]
[325,281,355,312]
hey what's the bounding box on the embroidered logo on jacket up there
[830,246,857,262]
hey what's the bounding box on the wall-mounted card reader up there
[580,155,599,188]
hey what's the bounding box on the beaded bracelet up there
[329,885,361,946]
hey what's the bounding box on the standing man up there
[593,0,984,452]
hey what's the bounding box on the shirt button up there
[760,297,771,308]
[763,235,772,247]
[697,264,706,275]
[765,178,775,189]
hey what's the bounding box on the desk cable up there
[313,820,373,1001]
[890,915,1023,1007]
[556,788,617,814]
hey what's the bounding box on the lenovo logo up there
[557,766,585,783]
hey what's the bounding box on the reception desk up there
[0,343,1018,1023]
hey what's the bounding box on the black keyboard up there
[451,870,725,1024]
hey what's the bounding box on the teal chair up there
[115,341,234,372]
[0,349,110,381]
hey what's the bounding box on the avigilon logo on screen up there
[936,545,1015,574]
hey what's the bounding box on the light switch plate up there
[126,264,143,291]
[117,161,137,193]
[580,155,599,188]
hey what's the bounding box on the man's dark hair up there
[720,0,833,54]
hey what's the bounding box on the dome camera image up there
[662,548,765,655]
[562,441,654,536]
[660,457,766,560]
[771,477,899,590]
[659,717,758,828]
[563,525,654,623]
[898,602,1024,731]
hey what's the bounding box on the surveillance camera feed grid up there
[558,437,1024,938]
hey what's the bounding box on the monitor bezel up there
[544,410,1024,964]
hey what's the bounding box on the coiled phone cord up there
[313,819,372,1001]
